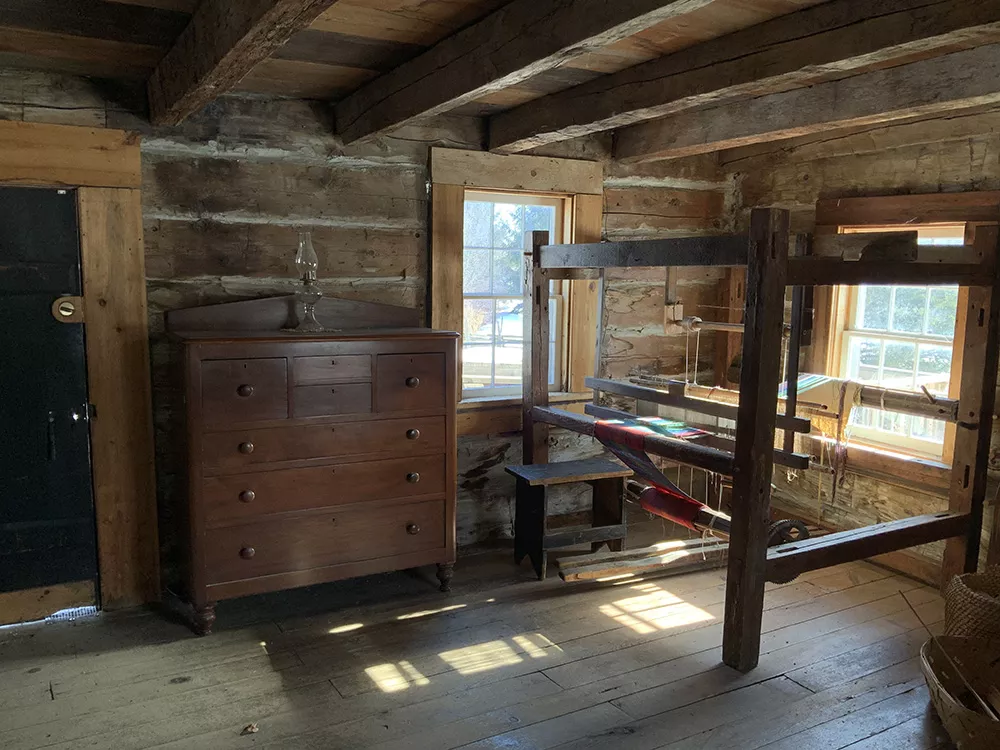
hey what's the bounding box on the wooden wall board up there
[567,193,603,392]
[0,119,140,188]
[0,580,95,627]
[430,148,603,196]
[79,187,160,608]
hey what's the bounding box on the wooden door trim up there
[0,120,159,609]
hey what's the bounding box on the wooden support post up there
[523,231,551,464]
[723,207,789,673]
[942,225,1000,580]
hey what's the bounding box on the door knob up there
[240,547,255,559]
[406,429,420,440]
[405,377,420,388]
[236,384,254,397]
[238,442,254,454]
[239,490,255,503]
[406,472,420,483]
[406,523,421,535]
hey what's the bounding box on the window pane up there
[889,287,927,333]
[492,203,524,249]
[846,338,881,382]
[918,344,952,393]
[858,286,891,330]
[927,287,958,336]
[462,299,494,391]
[492,249,522,295]
[463,247,490,294]
[464,201,492,248]
[525,204,557,235]
[883,341,915,371]
[493,299,523,390]
[858,339,881,367]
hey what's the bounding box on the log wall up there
[721,118,1000,580]
[0,68,731,584]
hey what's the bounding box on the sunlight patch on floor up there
[598,583,715,634]
[364,632,557,692]
[397,604,467,620]
[328,623,364,634]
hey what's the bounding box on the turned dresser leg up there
[192,603,217,636]
[436,562,454,593]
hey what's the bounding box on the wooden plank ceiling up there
[2,0,1000,159]
[0,0,822,110]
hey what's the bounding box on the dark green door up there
[0,187,98,594]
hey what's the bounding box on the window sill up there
[803,434,950,493]
[457,391,591,436]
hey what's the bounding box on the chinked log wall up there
[721,116,1000,582]
[0,67,732,579]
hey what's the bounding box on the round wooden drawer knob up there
[406,429,420,440]
[406,523,421,535]
[406,472,420,483]
[405,376,420,388]
[236,384,254,397]
[240,546,256,559]
[239,490,255,503]
[238,442,254,454]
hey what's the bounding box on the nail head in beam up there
[540,235,749,269]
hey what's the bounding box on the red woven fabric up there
[638,486,704,531]
[593,420,648,451]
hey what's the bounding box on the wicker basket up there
[920,637,1000,750]
[945,568,1000,639]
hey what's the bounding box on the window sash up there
[460,191,568,400]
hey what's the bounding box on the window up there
[461,191,568,398]
[833,224,965,457]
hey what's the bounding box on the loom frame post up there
[722,208,790,672]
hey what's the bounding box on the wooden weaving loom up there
[521,208,1000,672]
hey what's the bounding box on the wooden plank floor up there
[0,546,953,749]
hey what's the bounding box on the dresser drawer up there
[294,354,371,384]
[205,498,446,583]
[202,416,446,471]
[203,454,446,523]
[201,358,288,424]
[294,383,372,418]
[376,353,446,412]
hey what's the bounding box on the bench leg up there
[514,479,548,579]
[591,477,625,553]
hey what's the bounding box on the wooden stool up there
[505,457,633,580]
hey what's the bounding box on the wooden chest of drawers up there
[174,328,458,634]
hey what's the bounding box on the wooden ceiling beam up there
[148,0,339,126]
[613,42,1000,162]
[334,0,720,144]
[489,0,1000,153]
